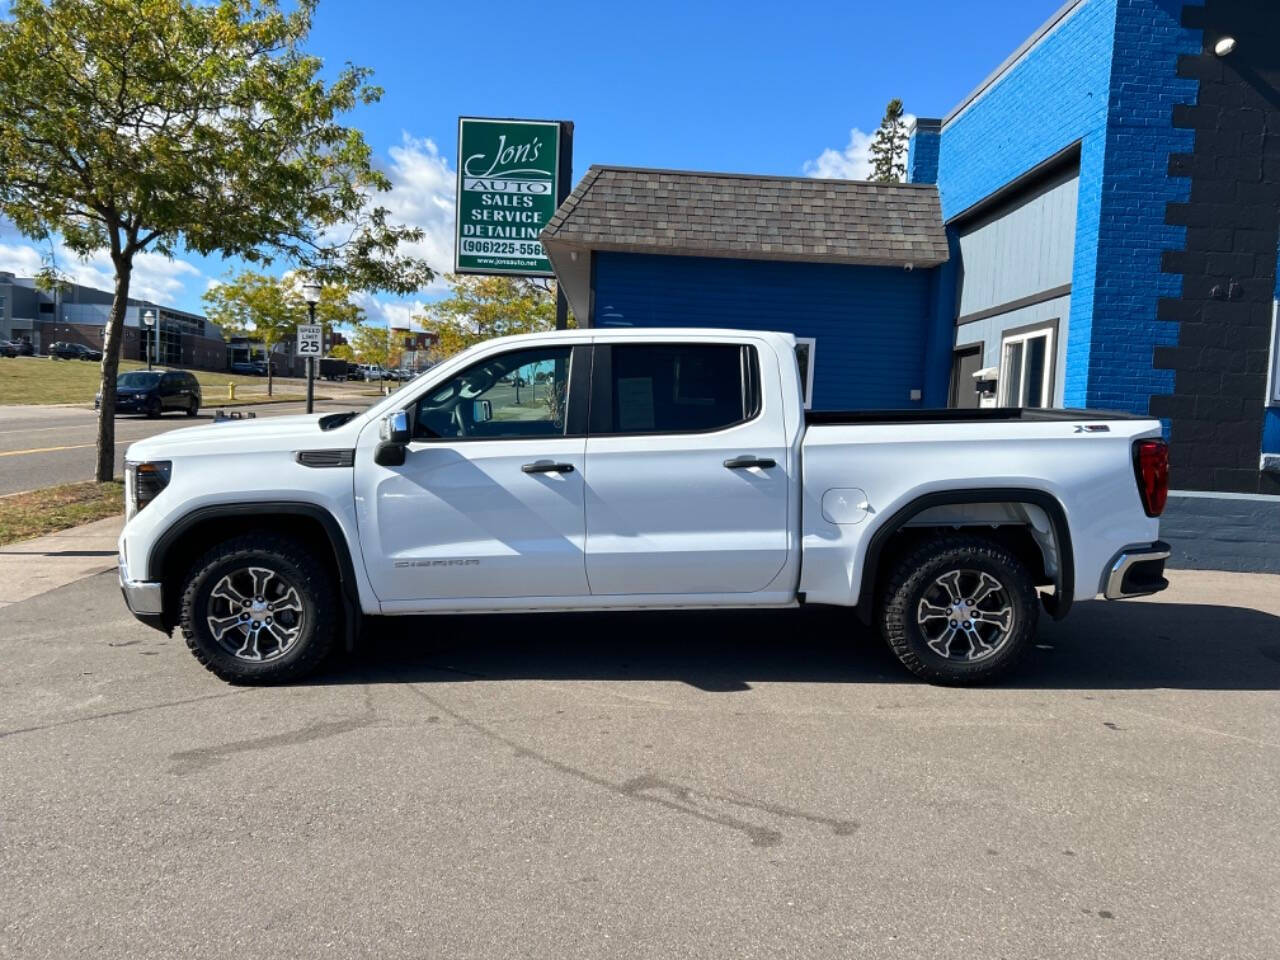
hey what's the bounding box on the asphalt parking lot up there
[2,568,1278,959]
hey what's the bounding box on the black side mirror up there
[374,441,406,467]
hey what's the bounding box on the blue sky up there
[0,0,1062,327]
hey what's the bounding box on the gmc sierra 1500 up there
[118,329,1170,685]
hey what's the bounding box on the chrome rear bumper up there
[1103,541,1171,600]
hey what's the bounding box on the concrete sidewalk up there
[0,514,123,608]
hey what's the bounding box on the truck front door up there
[354,344,590,606]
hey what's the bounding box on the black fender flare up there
[149,502,364,649]
[854,487,1075,625]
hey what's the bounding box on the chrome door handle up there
[723,456,776,469]
[522,460,575,474]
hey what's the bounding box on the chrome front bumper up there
[1103,541,1171,600]
[119,559,166,629]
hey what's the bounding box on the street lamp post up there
[302,281,321,415]
[142,309,156,370]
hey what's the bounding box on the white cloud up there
[351,290,432,332]
[803,115,916,181]
[379,132,456,292]
[347,132,462,330]
[0,237,205,306]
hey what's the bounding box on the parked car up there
[117,328,1171,686]
[253,359,283,377]
[48,341,102,361]
[1,337,33,356]
[229,361,262,377]
[95,369,201,418]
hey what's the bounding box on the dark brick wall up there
[38,321,111,354]
[1152,0,1280,494]
[1163,493,1280,572]
[180,334,228,372]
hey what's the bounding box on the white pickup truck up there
[118,329,1171,686]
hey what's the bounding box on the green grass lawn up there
[0,480,123,546]
[0,355,318,406]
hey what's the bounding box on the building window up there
[999,321,1056,408]
[794,338,816,410]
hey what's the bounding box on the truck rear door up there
[583,339,791,596]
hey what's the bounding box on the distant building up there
[0,271,227,370]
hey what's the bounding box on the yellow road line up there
[0,442,97,458]
[0,427,164,458]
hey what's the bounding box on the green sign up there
[455,117,562,277]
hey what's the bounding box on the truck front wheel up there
[878,534,1039,685]
[178,534,340,684]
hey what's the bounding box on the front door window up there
[413,346,572,440]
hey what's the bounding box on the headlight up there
[125,460,172,521]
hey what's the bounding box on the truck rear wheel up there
[878,534,1039,685]
[178,533,339,684]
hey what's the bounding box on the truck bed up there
[805,407,1145,426]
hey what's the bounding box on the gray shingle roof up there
[541,165,949,268]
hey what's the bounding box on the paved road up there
[2,569,1278,959]
[0,397,375,496]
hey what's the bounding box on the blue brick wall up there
[935,0,1118,407]
[592,252,933,410]
[935,0,1204,416]
[907,123,940,186]
[1088,0,1201,417]
[936,0,1116,219]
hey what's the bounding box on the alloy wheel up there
[915,569,1015,662]
[205,566,305,662]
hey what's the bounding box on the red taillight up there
[1134,439,1169,517]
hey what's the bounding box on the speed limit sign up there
[296,324,322,357]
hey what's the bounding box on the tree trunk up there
[267,353,273,397]
[95,261,132,483]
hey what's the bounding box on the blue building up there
[543,0,1279,511]
[908,0,1279,500]
[541,167,951,411]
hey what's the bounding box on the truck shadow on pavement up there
[323,598,1280,691]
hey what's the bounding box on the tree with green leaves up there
[203,271,365,395]
[418,275,569,362]
[869,98,910,183]
[344,321,402,376]
[0,0,432,480]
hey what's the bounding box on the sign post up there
[455,118,568,279]
[297,322,322,414]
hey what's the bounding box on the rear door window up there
[593,344,759,435]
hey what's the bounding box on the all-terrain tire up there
[179,533,340,684]
[878,534,1039,686]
